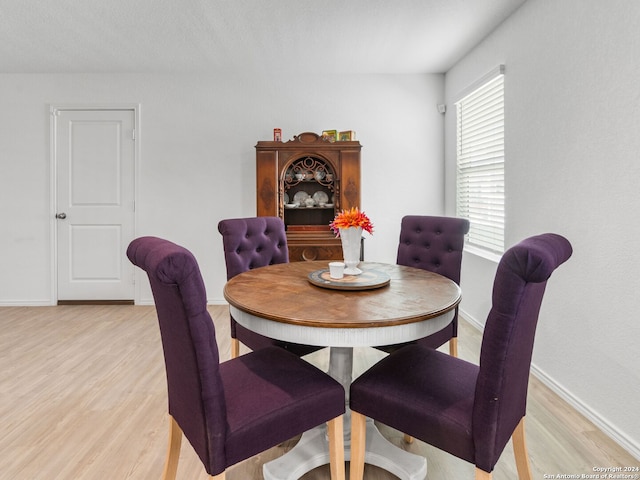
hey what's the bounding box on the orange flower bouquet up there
[329,207,374,236]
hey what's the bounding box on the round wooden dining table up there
[223,260,461,480]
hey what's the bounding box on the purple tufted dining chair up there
[350,233,572,480]
[218,217,322,358]
[127,236,346,480]
[377,215,470,356]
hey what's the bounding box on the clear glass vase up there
[339,227,362,275]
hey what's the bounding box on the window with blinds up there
[455,68,505,255]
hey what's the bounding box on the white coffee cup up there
[328,262,345,279]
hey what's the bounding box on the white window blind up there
[456,69,505,255]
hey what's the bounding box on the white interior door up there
[55,109,135,301]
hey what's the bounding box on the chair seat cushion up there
[221,346,345,467]
[350,344,478,463]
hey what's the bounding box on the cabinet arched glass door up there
[282,156,337,230]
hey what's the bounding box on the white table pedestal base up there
[263,347,427,480]
[360,420,427,480]
[262,420,426,480]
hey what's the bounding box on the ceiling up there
[0,0,526,74]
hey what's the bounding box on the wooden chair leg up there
[327,416,346,480]
[449,336,459,357]
[349,411,367,480]
[475,467,492,479]
[512,417,533,480]
[162,415,183,480]
[230,338,240,359]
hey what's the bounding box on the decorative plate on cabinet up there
[293,191,309,205]
[312,191,329,205]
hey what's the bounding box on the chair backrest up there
[218,217,289,280]
[472,233,572,472]
[127,237,227,472]
[396,215,470,283]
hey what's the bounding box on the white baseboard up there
[208,299,227,306]
[0,300,54,306]
[459,308,485,331]
[459,308,640,462]
[0,299,228,307]
[531,364,640,461]
[132,299,228,306]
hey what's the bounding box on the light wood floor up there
[1,305,637,479]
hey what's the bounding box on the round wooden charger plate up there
[307,268,391,291]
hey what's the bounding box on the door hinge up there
[132,129,136,141]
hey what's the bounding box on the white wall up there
[0,72,444,305]
[444,0,640,459]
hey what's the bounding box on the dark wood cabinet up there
[256,132,362,261]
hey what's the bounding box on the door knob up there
[55,213,67,219]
